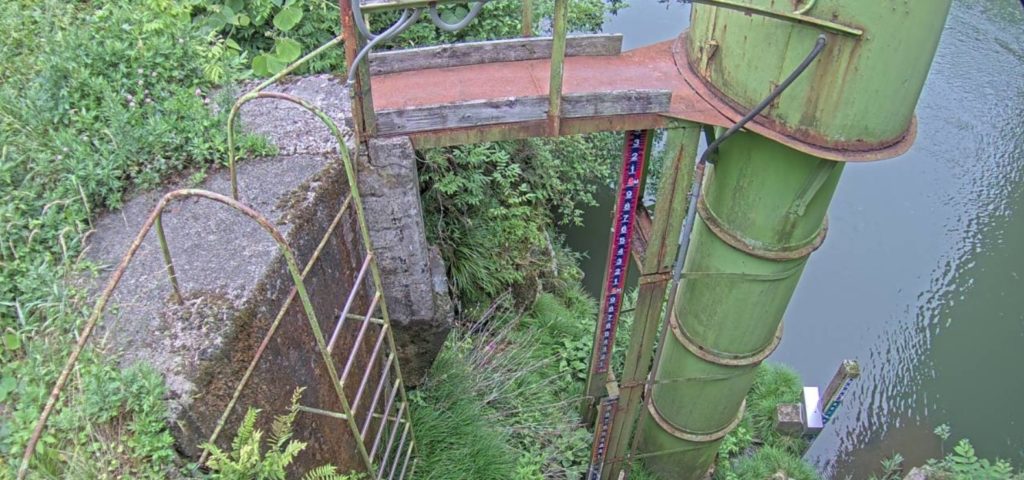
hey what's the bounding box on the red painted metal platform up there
[370,38,913,161]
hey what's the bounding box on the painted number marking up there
[594,130,648,374]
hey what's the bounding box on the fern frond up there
[232,407,261,454]
[271,387,305,449]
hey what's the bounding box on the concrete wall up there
[358,136,453,385]
[85,75,451,473]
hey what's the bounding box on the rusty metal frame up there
[342,0,563,141]
[19,35,417,480]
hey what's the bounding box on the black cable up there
[701,33,828,165]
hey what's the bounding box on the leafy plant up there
[0,0,267,476]
[411,290,599,479]
[867,453,906,480]
[203,388,359,480]
[926,438,1021,480]
[420,135,618,304]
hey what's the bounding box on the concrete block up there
[358,136,453,385]
[774,403,806,437]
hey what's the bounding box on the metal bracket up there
[689,0,864,37]
[699,39,719,78]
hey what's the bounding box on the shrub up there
[420,135,618,304]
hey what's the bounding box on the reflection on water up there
[785,2,1024,476]
[566,1,1024,477]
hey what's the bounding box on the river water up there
[565,1,1024,477]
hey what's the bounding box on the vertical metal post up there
[521,0,533,37]
[587,377,621,480]
[583,130,652,423]
[820,359,860,425]
[547,0,568,135]
[340,0,378,136]
[602,122,701,480]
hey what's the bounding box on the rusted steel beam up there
[547,0,568,135]
[340,0,377,137]
[630,206,654,269]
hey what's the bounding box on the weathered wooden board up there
[563,90,673,119]
[377,97,549,135]
[376,89,671,135]
[369,34,623,75]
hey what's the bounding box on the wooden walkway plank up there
[369,34,623,75]
[376,90,671,135]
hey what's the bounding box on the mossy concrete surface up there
[84,75,452,473]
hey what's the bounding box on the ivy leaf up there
[219,5,237,25]
[0,376,14,402]
[440,6,468,25]
[273,6,303,32]
[3,332,20,350]
[267,55,290,74]
[274,37,302,62]
[204,13,228,31]
[252,54,270,76]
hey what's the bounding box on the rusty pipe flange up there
[697,194,828,262]
[670,33,917,163]
[669,310,784,367]
[647,392,746,443]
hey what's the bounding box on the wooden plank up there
[376,89,671,136]
[562,90,672,119]
[369,35,623,75]
[376,97,549,135]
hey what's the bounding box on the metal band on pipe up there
[696,193,828,261]
[647,395,746,443]
[669,310,784,367]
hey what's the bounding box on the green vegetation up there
[202,388,359,480]
[0,0,257,476]
[712,364,816,480]
[0,0,611,477]
[867,426,1024,480]
[419,136,618,304]
[409,288,597,479]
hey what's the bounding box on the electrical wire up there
[346,0,491,83]
[347,7,423,83]
[429,1,488,32]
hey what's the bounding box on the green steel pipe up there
[686,0,953,150]
[639,1,953,477]
[639,133,843,480]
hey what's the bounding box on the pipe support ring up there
[696,193,828,261]
[646,394,746,443]
[669,310,783,367]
